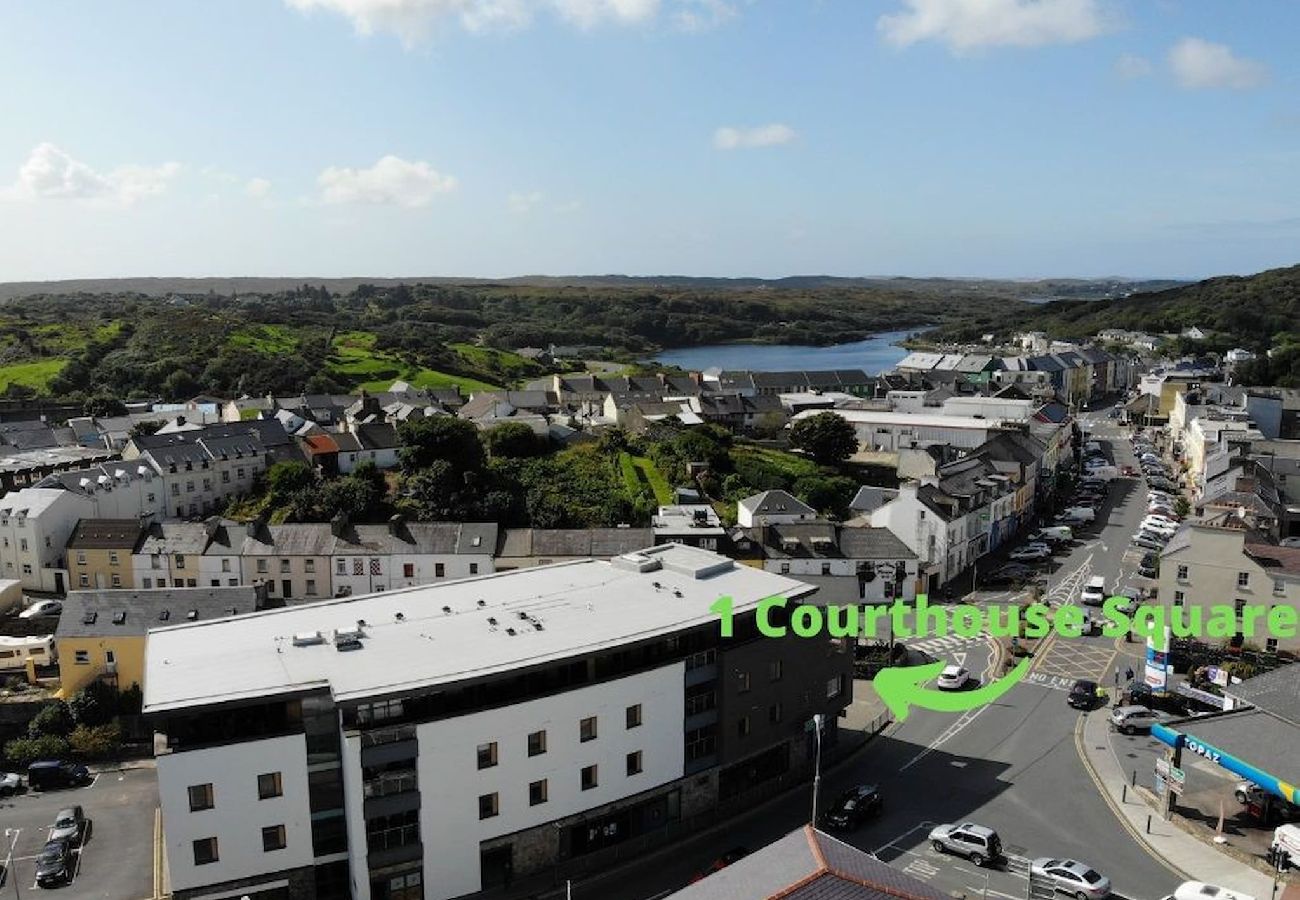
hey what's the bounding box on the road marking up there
[899,704,989,772]
[903,857,940,880]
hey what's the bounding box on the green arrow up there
[874,657,1033,723]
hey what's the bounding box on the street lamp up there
[809,713,824,826]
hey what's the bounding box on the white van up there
[1273,823,1300,870]
[1161,883,1255,900]
[1038,525,1074,541]
[1081,575,1107,606]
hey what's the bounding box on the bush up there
[28,700,74,738]
[789,412,858,465]
[68,722,123,760]
[4,734,70,768]
[69,681,117,728]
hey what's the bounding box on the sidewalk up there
[1076,707,1277,897]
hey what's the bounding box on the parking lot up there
[1,766,158,899]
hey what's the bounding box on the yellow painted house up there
[55,586,260,698]
[66,518,146,591]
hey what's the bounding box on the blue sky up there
[1,0,1296,281]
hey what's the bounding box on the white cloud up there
[286,0,673,41]
[1113,53,1151,79]
[3,143,180,206]
[877,0,1109,52]
[713,124,796,151]
[1167,37,1267,90]
[317,154,457,207]
[508,190,543,213]
[245,177,273,199]
[672,0,736,32]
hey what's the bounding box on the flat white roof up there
[793,409,1004,430]
[143,544,815,713]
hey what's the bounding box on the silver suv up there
[1110,705,1158,735]
[929,822,1004,867]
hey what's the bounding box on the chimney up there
[176,415,186,427]
[330,511,348,537]
[204,516,220,540]
[388,513,405,536]
[247,514,266,541]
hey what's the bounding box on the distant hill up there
[0,274,1186,303]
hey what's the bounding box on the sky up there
[0,0,1297,281]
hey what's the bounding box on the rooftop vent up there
[292,631,325,647]
[82,611,97,625]
[505,627,517,636]
[487,617,498,626]
[112,611,127,625]
[395,612,405,622]
[335,636,363,652]
[187,609,198,620]
[158,610,170,622]
[476,599,487,608]
[442,605,452,614]
[532,621,544,631]
[517,611,529,620]
[357,618,367,628]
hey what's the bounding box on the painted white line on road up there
[899,704,989,772]
[872,822,938,857]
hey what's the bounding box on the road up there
[575,407,1187,900]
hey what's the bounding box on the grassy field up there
[0,358,67,392]
[618,452,674,506]
[328,331,499,393]
[451,343,546,381]
[730,444,821,479]
[227,324,300,355]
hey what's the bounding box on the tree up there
[3,734,70,768]
[69,722,123,760]
[1175,496,1191,518]
[789,412,858,465]
[401,461,474,521]
[484,422,546,458]
[162,368,200,400]
[267,461,316,500]
[83,395,127,418]
[129,420,163,439]
[398,417,485,473]
[28,701,75,739]
[69,682,117,728]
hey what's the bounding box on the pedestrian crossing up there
[907,633,990,660]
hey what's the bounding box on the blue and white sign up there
[1144,627,1170,691]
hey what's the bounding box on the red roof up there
[301,434,340,455]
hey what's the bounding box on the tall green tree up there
[398,417,485,473]
[789,412,858,465]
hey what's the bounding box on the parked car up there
[822,784,883,831]
[1027,529,1069,546]
[980,563,1041,586]
[51,805,88,845]
[0,770,21,796]
[1110,705,1159,734]
[1029,858,1112,900]
[1009,545,1051,562]
[690,847,751,882]
[1235,781,1264,804]
[1143,515,1180,529]
[929,822,1004,866]
[34,838,73,887]
[18,599,62,619]
[1068,679,1101,710]
[1161,882,1256,900]
[27,760,91,791]
[937,665,971,690]
[1138,561,1159,578]
[1060,506,1096,523]
[1132,535,1165,552]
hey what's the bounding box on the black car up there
[35,838,73,887]
[1068,679,1100,710]
[823,784,883,831]
[979,564,1040,587]
[1138,563,1158,578]
[27,759,91,791]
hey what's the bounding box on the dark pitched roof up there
[66,519,144,550]
[355,422,401,451]
[496,528,654,558]
[1226,664,1300,727]
[740,490,816,517]
[55,587,259,639]
[667,826,949,900]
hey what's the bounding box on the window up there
[1266,638,1279,653]
[435,563,445,578]
[370,558,381,575]
[19,538,27,552]
[76,551,86,565]
[737,671,751,693]
[306,579,317,596]
[470,563,479,575]
[188,783,214,812]
[79,573,89,587]
[388,871,422,900]
[768,660,783,682]
[21,564,31,575]
[737,716,751,737]
[237,467,246,478]
[111,574,121,588]
[581,765,598,791]
[1275,579,1287,596]
[685,686,716,717]
[529,779,548,806]
[74,650,89,665]
[477,741,498,769]
[367,810,420,852]
[478,792,499,819]
[187,578,196,587]
[528,730,547,756]
[186,481,194,493]
[256,559,268,574]
[626,751,643,776]
[827,675,844,699]
[261,824,286,852]
[353,559,364,575]
[221,470,230,483]
[626,704,642,729]
[192,837,218,866]
[151,554,162,570]
[685,725,717,762]
[1237,572,1250,589]
[228,578,239,586]
[142,577,152,589]
[107,551,118,566]
[174,579,185,588]
[171,484,180,496]
[304,558,315,573]
[203,478,212,491]
[403,563,414,578]
[280,559,291,574]
[821,562,832,576]
[769,703,783,724]
[176,554,186,569]
[221,558,231,573]
[1176,565,1189,581]
[336,559,346,575]
[258,772,283,799]
[1173,590,1185,605]
[780,562,791,575]
[580,716,598,742]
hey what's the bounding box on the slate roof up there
[137,522,212,556]
[495,528,655,558]
[66,519,145,550]
[1226,664,1300,727]
[837,526,917,560]
[667,826,949,900]
[1243,542,1300,576]
[354,423,400,451]
[1164,707,1299,791]
[739,490,816,518]
[55,586,259,638]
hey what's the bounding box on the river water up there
[653,328,915,373]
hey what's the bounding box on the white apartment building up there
[145,544,853,900]
[795,409,1009,455]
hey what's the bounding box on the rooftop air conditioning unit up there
[293,631,325,647]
